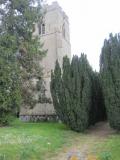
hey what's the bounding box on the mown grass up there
[0,120,119,160]
[96,135,120,160]
[0,119,76,160]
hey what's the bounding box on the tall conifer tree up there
[51,55,93,132]
[100,33,120,130]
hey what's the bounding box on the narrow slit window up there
[62,23,65,38]
[38,23,45,35]
[42,24,45,34]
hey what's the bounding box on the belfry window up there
[38,23,45,35]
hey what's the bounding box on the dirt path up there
[49,122,115,160]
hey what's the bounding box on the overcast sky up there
[46,0,120,71]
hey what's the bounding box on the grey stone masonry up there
[20,1,71,121]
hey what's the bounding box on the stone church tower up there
[20,2,71,121]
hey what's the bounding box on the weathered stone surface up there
[20,114,58,122]
[20,2,71,119]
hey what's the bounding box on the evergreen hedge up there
[51,54,106,132]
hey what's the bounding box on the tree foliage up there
[100,33,120,130]
[51,54,106,132]
[0,34,21,125]
[52,55,93,131]
[0,0,46,125]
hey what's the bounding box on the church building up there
[20,1,71,121]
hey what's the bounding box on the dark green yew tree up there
[50,61,64,121]
[71,54,92,131]
[51,55,93,132]
[100,33,120,130]
[51,54,107,132]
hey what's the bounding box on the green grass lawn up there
[96,135,120,160]
[0,120,119,160]
[0,120,75,160]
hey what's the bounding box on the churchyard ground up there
[0,120,119,160]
